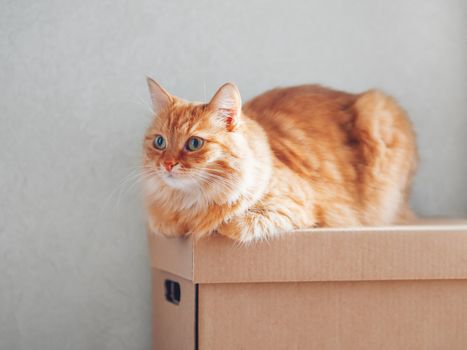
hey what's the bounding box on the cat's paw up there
[148,218,190,238]
[217,219,249,242]
[218,211,290,243]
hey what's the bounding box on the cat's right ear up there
[146,77,173,115]
[208,83,242,132]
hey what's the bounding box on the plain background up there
[1,0,466,349]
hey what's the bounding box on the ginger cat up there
[142,78,417,242]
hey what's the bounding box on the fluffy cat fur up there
[142,78,417,242]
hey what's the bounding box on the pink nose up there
[163,160,178,172]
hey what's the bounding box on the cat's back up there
[243,85,359,172]
[244,84,357,118]
[243,84,358,141]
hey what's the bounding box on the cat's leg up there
[217,206,297,242]
[217,170,318,242]
[395,202,417,224]
[352,90,418,225]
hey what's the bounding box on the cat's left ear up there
[208,83,242,132]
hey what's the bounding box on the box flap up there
[147,220,467,283]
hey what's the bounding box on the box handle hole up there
[164,279,181,305]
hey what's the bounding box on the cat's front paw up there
[217,219,246,241]
[148,218,190,238]
[217,212,283,243]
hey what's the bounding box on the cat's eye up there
[185,136,204,152]
[153,135,166,150]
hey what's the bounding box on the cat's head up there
[142,78,247,200]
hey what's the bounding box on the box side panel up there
[193,228,467,283]
[152,269,196,350]
[198,280,467,350]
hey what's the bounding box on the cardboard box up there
[148,220,467,349]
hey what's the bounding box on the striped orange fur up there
[142,79,417,242]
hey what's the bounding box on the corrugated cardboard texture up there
[152,269,196,350]
[199,280,467,350]
[148,222,467,283]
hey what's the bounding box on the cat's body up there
[143,80,417,242]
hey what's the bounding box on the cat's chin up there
[161,174,198,191]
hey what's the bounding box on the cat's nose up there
[163,160,178,172]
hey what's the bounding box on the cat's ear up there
[208,83,242,131]
[146,77,173,115]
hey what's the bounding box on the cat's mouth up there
[160,171,198,191]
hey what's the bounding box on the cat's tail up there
[351,90,418,225]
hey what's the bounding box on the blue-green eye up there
[185,137,204,152]
[153,135,166,150]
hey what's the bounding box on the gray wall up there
[1,0,466,349]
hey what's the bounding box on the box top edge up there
[149,219,467,283]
